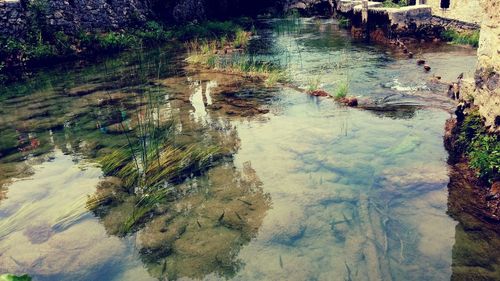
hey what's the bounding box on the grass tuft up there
[334,81,349,100]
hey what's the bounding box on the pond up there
[1,18,499,281]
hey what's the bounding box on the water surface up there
[1,18,498,281]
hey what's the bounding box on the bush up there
[53,31,73,55]
[382,0,407,8]
[97,32,140,52]
[27,43,57,62]
[135,21,172,45]
[469,134,500,181]
[174,21,241,40]
[441,29,480,47]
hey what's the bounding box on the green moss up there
[441,29,480,47]
[457,110,500,183]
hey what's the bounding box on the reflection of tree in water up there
[447,164,500,280]
[81,74,273,280]
[90,162,270,280]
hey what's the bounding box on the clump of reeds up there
[306,76,322,93]
[334,80,349,100]
[185,38,288,87]
[233,29,251,49]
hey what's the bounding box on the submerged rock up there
[0,220,126,278]
[309,89,329,97]
[258,205,306,245]
[339,97,358,107]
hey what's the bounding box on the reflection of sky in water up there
[231,90,456,280]
[189,79,218,122]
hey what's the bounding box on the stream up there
[0,18,499,281]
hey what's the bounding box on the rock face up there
[0,0,151,36]
[461,0,500,132]
[0,0,281,36]
[0,1,26,36]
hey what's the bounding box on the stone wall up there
[0,0,26,36]
[462,0,500,131]
[0,0,151,37]
[425,0,482,24]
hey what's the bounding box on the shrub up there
[468,134,500,181]
[135,21,172,45]
[457,110,500,182]
[441,29,480,47]
[382,0,407,8]
[97,33,140,52]
[175,21,241,40]
[53,31,73,55]
[27,43,57,62]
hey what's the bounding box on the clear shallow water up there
[1,18,499,281]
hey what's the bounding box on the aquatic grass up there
[0,196,89,240]
[94,55,225,233]
[51,196,89,231]
[441,29,480,47]
[306,76,322,93]
[233,29,251,49]
[334,81,349,100]
[265,70,289,87]
[186,40,288,84]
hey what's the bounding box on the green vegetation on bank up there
[457,110,500,183]
[381,0,407,8]
[441,29,480,47]
[0,274,31,281]
[0,13,253,84]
